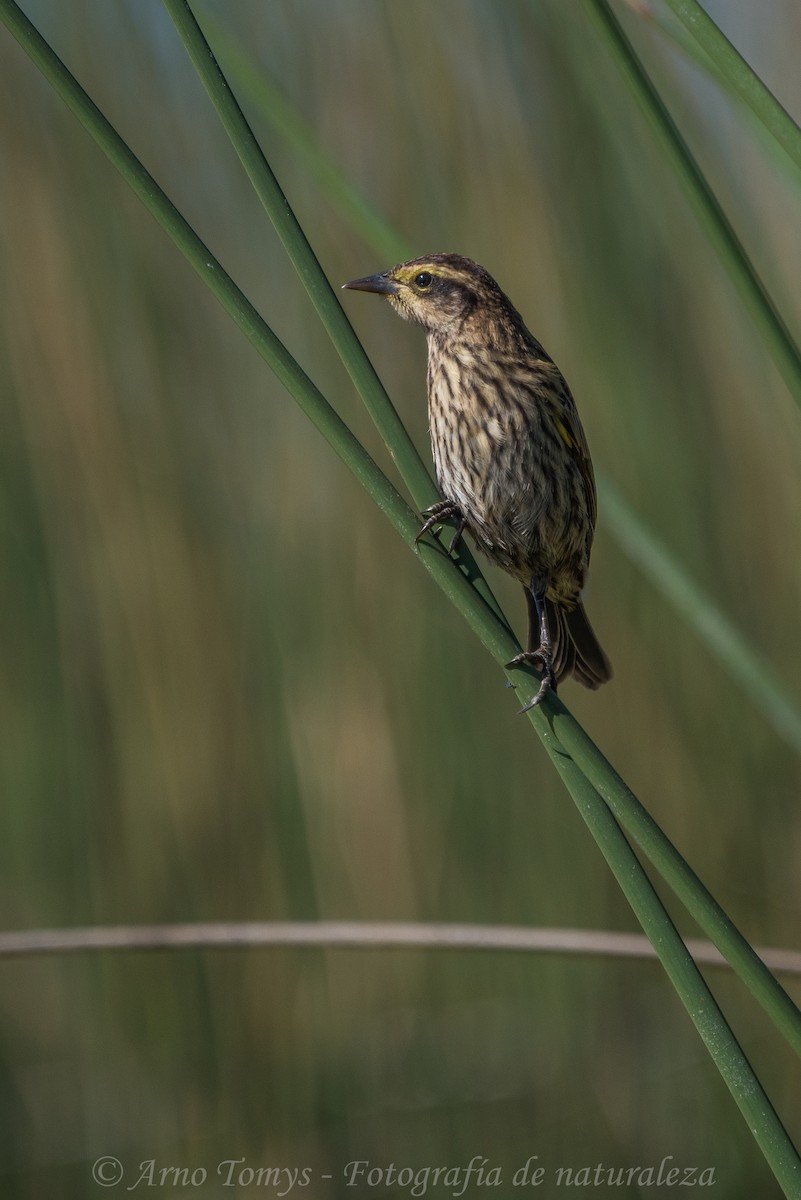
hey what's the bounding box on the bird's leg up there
[446,514,468,553]
[415,499,466,553]
[506,579,557,711]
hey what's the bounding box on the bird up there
[343,253,612,709]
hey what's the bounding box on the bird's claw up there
[506,649,557,712]
[415,501,466,553]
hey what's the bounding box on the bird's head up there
[343,253,517,339]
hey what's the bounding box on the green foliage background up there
[1,0,800,1194]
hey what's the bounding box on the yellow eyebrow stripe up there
[396,264,474,287]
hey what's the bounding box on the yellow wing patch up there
[555,419,575,450]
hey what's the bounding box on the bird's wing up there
[513,358,598,532]
[550,374,597,532]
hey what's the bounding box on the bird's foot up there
[415,500,466,553]
[506,648,557,712]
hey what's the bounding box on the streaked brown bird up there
[344,253,612,708]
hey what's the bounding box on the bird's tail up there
[547,597,613,690]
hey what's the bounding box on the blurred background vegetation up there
[1,0,800,1194]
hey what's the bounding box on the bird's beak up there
[342,272,400,295]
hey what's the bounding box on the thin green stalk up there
[663,0,801,176]
[585,0,801,414]
[544,693,801,1059]
[201,18,801,761]
[163,0,427,499]
[196,14,411,266]
[545,752,801,1195]
[603,7,801,188]
[621,4,801,187]
[599,472,801,756]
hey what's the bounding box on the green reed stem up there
[544,749,801,1196]
[663,0,801,175]
[585,0,801,414]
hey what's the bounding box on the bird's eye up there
[414,271,433,289]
